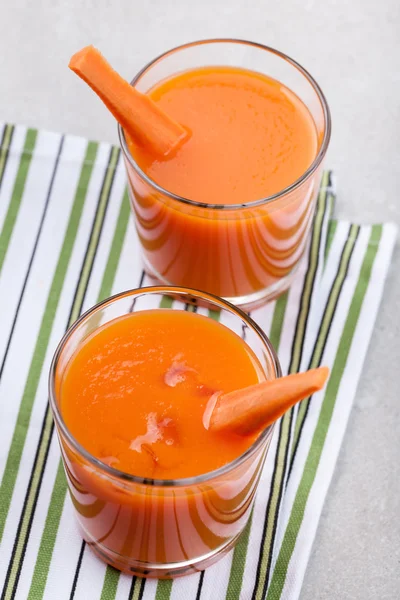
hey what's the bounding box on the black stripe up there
[1,419,55,600]
[184,301,196,312]
[51,147,120,590]
[250,417,285,600]
[260,412,294,600]
[69,261,147,591]
[129,270,146,311]
[67,148,120,323]
[128,576,137,600]
[288,188,328,375]
[259,194,329,593]
[195,571,205,600]
[0,124,15,192]
[251,285,315,597]
[193,310,247,600]
[327,171,333,193]
[0,135,65,384]
[0,124,8,150]
[138,577,146,600]
[69,540,86,600]
[251,187,329,599]
[5,145,118,599]
[242,312,250,341]
[286,225,360,479]
[260,186,351,599]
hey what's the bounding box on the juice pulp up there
[61,309,264,479]
[130,67,318,205]
[57,309,274,572]
[124,66,322,301]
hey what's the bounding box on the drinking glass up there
[119,39,331,309]
[49,286,281,577]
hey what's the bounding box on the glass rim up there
[118,37,331,211]
[49,285,282,488]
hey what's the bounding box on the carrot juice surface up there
[128,66,318,204]
[124,65,323,301]
[60,309,266,480]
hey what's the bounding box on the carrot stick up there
[208,367,329,436]
[69,45,188,157]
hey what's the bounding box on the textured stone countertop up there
[0,1,398,598]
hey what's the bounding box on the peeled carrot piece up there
[69,45,188,157]
[208,367,329,436]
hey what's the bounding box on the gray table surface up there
[1,1,399,598]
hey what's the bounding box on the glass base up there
[83,526,244,578]
[223,267,299,311]
[143,257,299,311]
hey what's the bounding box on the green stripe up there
[289,171,329,374]
[252,178,330,600]
[254,415,291,600]
[324,219,338,265]
[225,295,287,599]
[291,224,360,458]
[160,295,173,309]
[26,461,66,599]
[268,292,289,350]
[0,141,98,544]
[225,515,253,599]
[73,147,120,313]
[100,566,120,600]
[267,225,382,599]
[155,579,173,600]
[97,189,130,302]
[26,147,121,600]
[96,191,138,596]
[0,124,14,188]
[208,308,220,321]
[0,128,37,273]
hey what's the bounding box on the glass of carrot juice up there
[119,39,331,310]
[49,286,281,577]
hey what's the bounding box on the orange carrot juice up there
[121,41,330,307]
[130,68,317,206]
[51,289,279,576]
[61,310,263,479]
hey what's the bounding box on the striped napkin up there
[0,123,396,600]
